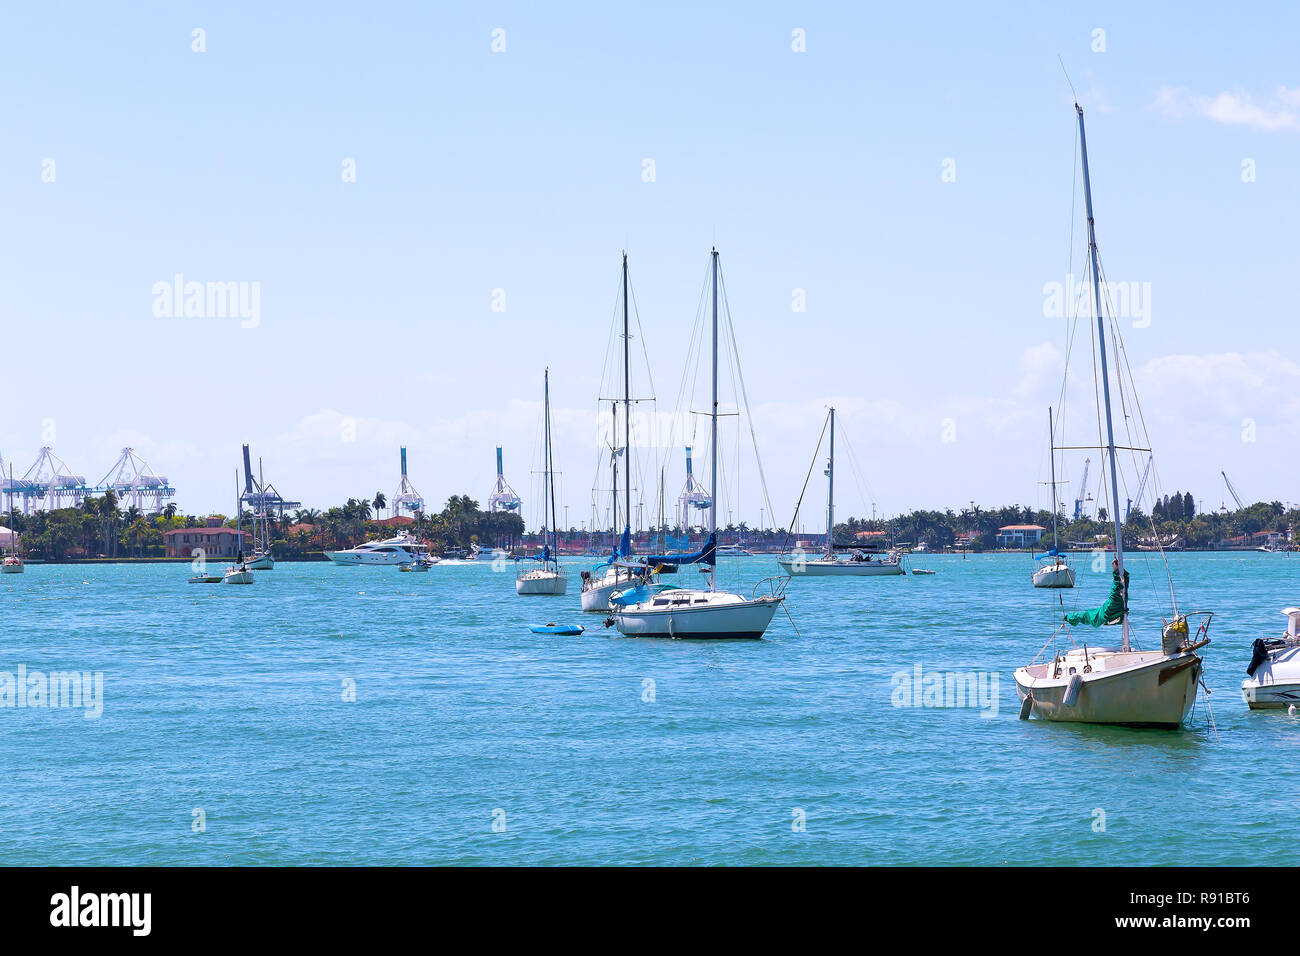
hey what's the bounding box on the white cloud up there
[1153,85,1300,132]
[1013,342,1065,398]
[1136,350,1300,426]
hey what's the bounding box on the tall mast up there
[709,247,719,591]
[258,456,266,551]
[1076,103,1129,651]
[1047,408,1060,552]
[826,407,835,559]
[622,251,631,547]
[234,470,241,560]
[544,368,558,568]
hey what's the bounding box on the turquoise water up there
[0,551,1295,866]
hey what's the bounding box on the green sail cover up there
[1064,569,1128,627]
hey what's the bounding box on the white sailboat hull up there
[1014,649,1201,728]
[580,569,651,611]
[581,579,624,611]
[516,570,567,595]
[1031,563,1075,588]
[777,557,904,576]
[1,561,23,574]
[614,591,782,639]
[223,568,255,585]
[244,552,274,570]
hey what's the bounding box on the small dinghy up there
[188,574,222,584]
[529,623,585,635]
[911,568,936,576]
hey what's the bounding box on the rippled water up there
[0,551,1295,865]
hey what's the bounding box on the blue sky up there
[2,2,1297,527]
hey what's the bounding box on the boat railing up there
[751,575,791,599]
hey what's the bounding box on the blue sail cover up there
[637,530,717,567]
[610,525,632,560]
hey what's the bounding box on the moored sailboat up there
[581,252,660,611]
[223,471,255,585]
[778,407,904,578]
[516,368,567,596]
[2,465,22,574]
[1013,104,1210,728]
[1031,408,1075,589]
[611,248,784,639]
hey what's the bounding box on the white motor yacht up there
[325,530,429,566]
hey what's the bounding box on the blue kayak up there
[529,623,585,635]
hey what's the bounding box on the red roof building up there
[165,527,251,559]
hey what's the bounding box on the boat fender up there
[1247,638,1269,677]
[1062,673,1083,708]
[1290,705,1297,717]
[1018,693,1033,720]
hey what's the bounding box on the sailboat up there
[581,252,659,611]
[777,407,904,577]
[516,368,567,595]
[1013,104,1210,728]
[1031,407,1075,588]
[223,471,255,584]
[611,248,784,639]
[1,465,22,573]
[242,449,274,570]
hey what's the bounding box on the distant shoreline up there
[21,547,1290,565]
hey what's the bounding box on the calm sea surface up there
[0,551,1295,865]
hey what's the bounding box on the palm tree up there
[373,492,387,520]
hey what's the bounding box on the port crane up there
[1221,471,1246,512]
[1125,455,1154,521]
[1072,457,1091,519]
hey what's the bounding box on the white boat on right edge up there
[1242,608,1300,709]
[777,407,904,578]
[1013,103,1212,729]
